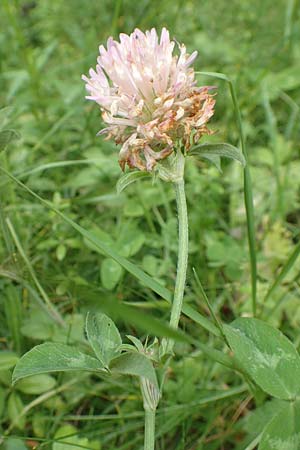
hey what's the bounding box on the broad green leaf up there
[142,255,159,276]
[0,370,12,386]
[7,393,25,430]
[84,226,114,255]
[117,227,145,257]
[124,199,144,217]
[12,343,105,384]
[0,129,20,151]
[244,399,285,437]
[56,244,67,261]
[2,438,28,450]
[259,401,300,450]
[0,351,19,370]
[53,424,101,450]
[110,352,158,389]
[116,171,151,194]
[85,312,122,367]
[100,258,123,290]
[190,143,246,166]
[16,374,56,394]
[224,318,300,399]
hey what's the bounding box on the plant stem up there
[167,171,189,352]
[144,409,156,450]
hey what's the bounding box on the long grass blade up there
[5,217,65,326]
[263,240,300,305]
[0,166,220,337]
[192,268,227,343]
[197,71,257,316]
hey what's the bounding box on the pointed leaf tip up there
[190,143,246,167]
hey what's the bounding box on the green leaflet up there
[110,352,158,390]
[86,312,122,367]
[224,318,300,400]
[0,129,20,151]
[259,401,300,450]
[12,343,105,384]
[190,142,246,167]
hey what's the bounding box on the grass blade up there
[0,166,220,337]
[192,268,227,343]
[81,291,232,367]
[197,71,257,316]
[263,240,300,305]
[5,217,64,326]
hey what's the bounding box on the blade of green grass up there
[4,285,23,354]
[91,294,235,368]
[0,197,14,254]
[261,86,283,217]
[192,268,227,343]
[197,71,257,316]
[0,268,68,324]
[280,91,299,140]
[5,217,65,326]
[0,166,221,338]
[263,240,300,305]
[91,294,188,343]
[284,0,296,45]
[64,384,247,420]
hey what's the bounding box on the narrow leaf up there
[100,258,123,290]
[190,143,246,166]
[8,393,25,430]
[192,268,225,341]
[199,154,222,172]
[110,352,158,389]
[93,295,235,369]
[224,318,300,399]
[94,294,188,343]
[0,129,20,151]
[0,167,220,338]
[86,312,122,367]
[263,240,300,304]
[12,343,105,384]
[196,72,257,316]
[116,171,151,194]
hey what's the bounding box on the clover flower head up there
[82,28,216,171]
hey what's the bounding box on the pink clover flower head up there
[82,27,216,171]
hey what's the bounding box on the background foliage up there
[0,0,300,448]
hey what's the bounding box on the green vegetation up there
[1,0,300,449]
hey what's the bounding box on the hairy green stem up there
[141,377,159,450]
[167,166,189,352]
[144,409,156,450]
